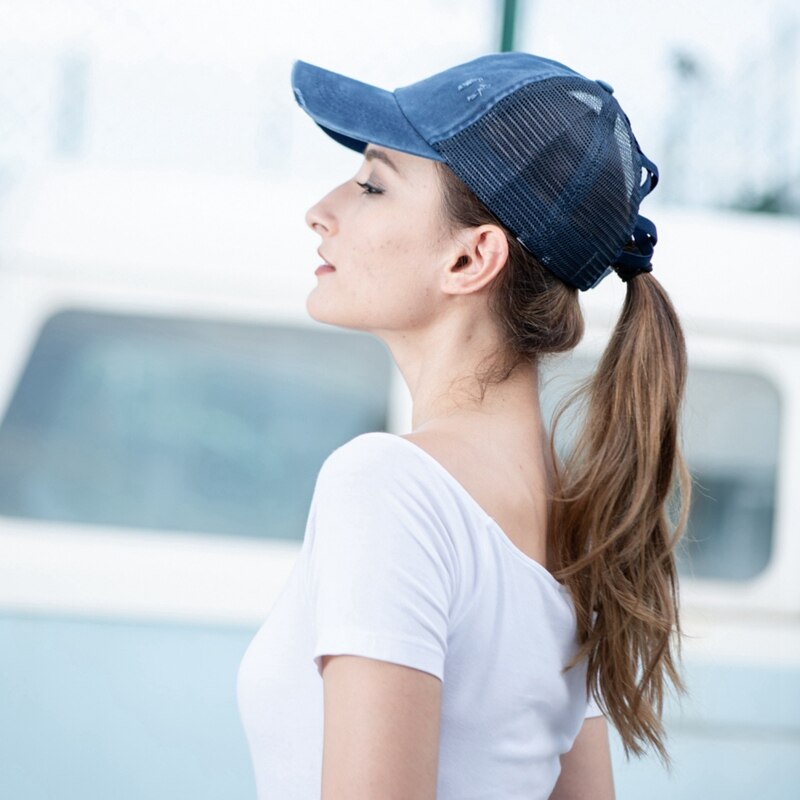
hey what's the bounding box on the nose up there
[305,188,338,237]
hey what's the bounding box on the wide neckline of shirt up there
[366,431,572,597]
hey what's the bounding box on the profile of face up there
[304,145,460,336]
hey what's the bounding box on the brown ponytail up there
[549,273,690,767]
[436,162,690,766]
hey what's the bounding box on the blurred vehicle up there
[543,207,800,799]
[0,166,401,800]
[0,166,797,799]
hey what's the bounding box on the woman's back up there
[238,432,602,799]
[402,417,552,572]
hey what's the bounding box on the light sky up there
[2,0,793,91]
[3,0,791,74]
[0,0,796,196]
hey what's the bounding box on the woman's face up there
[304,144,458,334]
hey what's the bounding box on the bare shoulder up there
[399,427,513,486]
[398,430,476,476]
[399,428,550,566]
[398,430,495,504]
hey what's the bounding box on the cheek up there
[373,216,449,299]
[307,208,446,330]
[350,228,417,286]
[369,228,438,286]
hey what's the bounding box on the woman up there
[238,52,689,800]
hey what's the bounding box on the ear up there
[441,225,509,296]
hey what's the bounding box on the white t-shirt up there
[238,431,603,800]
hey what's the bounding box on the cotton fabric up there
[238,432,603,799]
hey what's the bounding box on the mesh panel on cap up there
[432,77,642,290]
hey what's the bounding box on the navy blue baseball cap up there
[291,52,659,291]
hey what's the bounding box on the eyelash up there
[355,180,383,195]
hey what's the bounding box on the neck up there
[371,297,544,440]
[409,359,541,434]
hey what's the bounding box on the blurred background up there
[0,1,797,798]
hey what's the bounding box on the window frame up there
[0,295,407,625]
[573,324,796,615]
[0,300,795,623]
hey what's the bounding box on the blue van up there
[0,166,797,799]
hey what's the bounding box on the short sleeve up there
[304,435,458,682]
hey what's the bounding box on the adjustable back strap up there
[612,214,657,282]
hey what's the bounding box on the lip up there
[315,264,336,275]
[317,249,335,269]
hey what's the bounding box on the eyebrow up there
[364,146,401,175]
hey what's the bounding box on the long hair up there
[436,161,691,767]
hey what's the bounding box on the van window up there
[678,368,779,580]
[0,310,393,540]
[541,357,780,581]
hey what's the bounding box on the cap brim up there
[291,61,442,161]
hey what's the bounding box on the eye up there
[355,180,384,195]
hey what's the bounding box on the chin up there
[305,291,356,330]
